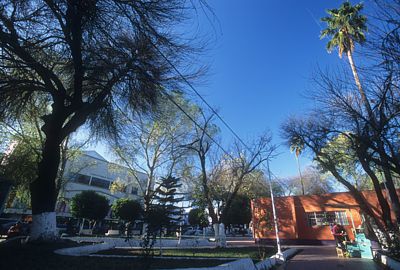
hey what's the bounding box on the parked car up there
[3,221,30,238]
[0,219,17,236]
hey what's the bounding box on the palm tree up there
[290,141,305,195]
[321,2,400,235]
[320,2,371,115]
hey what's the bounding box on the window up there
[334,211,349,225]
[307,211,349,226]
[131,187,138,195]
[75,174,91,185]
[90,177,110,189]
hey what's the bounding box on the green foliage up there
[0,140,39,187]
[109,178,127,194]
[145,204,170,233]
[320,134,372,190]
[111,198,142,222]
[240,169,284,199]
[70,191,109,221]
[221,195,251,226]
[153,176,184,226]
[320,1,367,57]
[188,208,209,228]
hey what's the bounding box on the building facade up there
[252,190,399,244]
[3,150,148,219]
[56,150,147,217]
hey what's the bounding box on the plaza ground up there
[0,237,386,270]
[0,239,249,270]
[282,245,383,270]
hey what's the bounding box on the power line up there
[112,93,235,161]
[161,92,236,160]
[150,42,252,153]
[151,40,283,184]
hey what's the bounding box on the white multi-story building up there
[55,150,147,217]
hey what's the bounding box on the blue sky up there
[187,0,355,178]
[94,0,376,179]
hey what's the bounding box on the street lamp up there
[266,160,284,261]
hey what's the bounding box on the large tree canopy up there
[0,0,206,240]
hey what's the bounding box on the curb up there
[373,250,400,270]
[54,242,115,256]
[89,254,236,260]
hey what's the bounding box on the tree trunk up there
[379,153,400,230]
[347,49,400,231]
[322,160,390,243]
[30,128,62,240]
[296,155,305,195]
[219,223,226,247]
[347,50,374,118]
[29,107,69,241]
[358,151,395,231]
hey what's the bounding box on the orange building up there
[251,190,398,245]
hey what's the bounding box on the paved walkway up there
[283,246,383,270]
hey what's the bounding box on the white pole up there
[266,160,284,261]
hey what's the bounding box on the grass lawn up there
[0,240,235,270]
[98,246,276,261]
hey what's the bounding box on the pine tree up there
[152,176,184,232]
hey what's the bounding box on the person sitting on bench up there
[332,222,346,249]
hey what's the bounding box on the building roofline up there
[81,150,147,177]
[254,189,383,201]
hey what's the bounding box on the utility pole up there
[266,160,284,261]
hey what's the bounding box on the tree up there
[0,99,87,211]
[70,191,109,230]
[188,208,209,228]
[186,112,276,246]
[290,143,305,195]
[238,169,285,199]
[221,194,251,228]
[281,115,393,247]
[283,166,335,196]
[316,1,400,248]
[321,2,369,110]
[152,176,184,231]
[111,198,142,222]
[0,1,205,240]
[113,93,196,213]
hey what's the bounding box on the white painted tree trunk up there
[213,223,227,247]
[79,218,85,235]
[213,223,220,246]
[30,212,57,240]
[142,223,148,236]
[219,223,227,247]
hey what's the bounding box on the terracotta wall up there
[252,197,297,240]
[252,190,399,241]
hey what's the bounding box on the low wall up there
[63,236,211,248]
[171,248,298,270]
[54,242,115,256]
